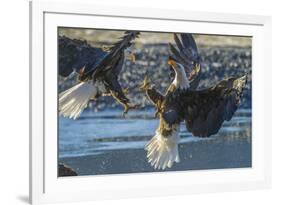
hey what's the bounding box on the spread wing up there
[179,75,247,137]
[58,36,106,77]
[58,31,140,79]
[90,31,140,79]
[169,33,201,89]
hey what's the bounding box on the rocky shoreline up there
[59,44,252,111]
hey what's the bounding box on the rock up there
[59,44,252,110]
[58,163,78,177]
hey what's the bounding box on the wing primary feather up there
[180,33,198,54]
[182,75,247,137]
[174,33,184,51]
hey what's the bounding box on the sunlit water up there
[59,108,251,176]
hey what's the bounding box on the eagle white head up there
[168,59,190,89]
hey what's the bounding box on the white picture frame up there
[30,0,272,204]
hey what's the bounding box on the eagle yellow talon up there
[154,110,160,118]
[123,87,130,95]
[140,76,151,91]
[122,103,140,117]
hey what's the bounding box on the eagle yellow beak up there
[168,59,177,67]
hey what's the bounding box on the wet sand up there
[59,135,251,176]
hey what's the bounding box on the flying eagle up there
[59,31,140,119]
[141,33,247,170]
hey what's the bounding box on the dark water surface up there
[59,108,251,176]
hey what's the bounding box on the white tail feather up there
[145,129,180,170]
[59,82,97,120]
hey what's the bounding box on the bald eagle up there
[141,33,247,170]
[59,31,140,119]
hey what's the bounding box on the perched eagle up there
[141,33,247,170]
[59,31,140,119]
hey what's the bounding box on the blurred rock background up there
[58,28,252,111]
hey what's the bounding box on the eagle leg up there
[139,76,151,91]
[122,87,130,95]
[154,110,160,118]
[122,103,140,117]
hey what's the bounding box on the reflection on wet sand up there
[59,109,251,176]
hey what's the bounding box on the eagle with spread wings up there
[141,33,247,170]
[59,31,140,119]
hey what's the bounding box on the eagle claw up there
[154,110,160,118]
[122,103,140,117]
[140,76,151,91]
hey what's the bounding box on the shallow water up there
[59,108,251,176]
